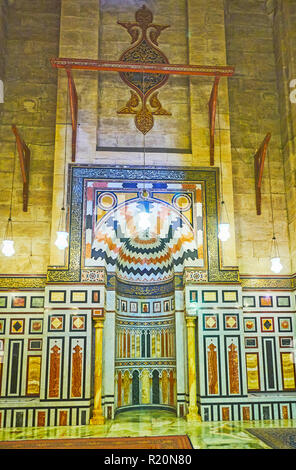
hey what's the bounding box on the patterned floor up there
[0,410,295,449]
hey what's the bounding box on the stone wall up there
[0,0,60,274]
[0,0,294,278]
[272,0,296,274]
[0,0,8,84]
[225,0,291,275]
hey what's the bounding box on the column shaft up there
[90,316,105,425]
[186,315,201,421]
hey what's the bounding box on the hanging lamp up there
[217,99,230,242]
[138,71,151,233]
[270,236,283,274]
[55,86,69,250]
[2,143,17,257]
[267,148,283,273]
[218,200,230,242]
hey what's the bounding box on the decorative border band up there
[47,165,239,284]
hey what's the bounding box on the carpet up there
[247,428,296,449]
[0,434,193,449]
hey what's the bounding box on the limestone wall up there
[272,0,296,273]
[225,0,291,275]
[0,0,294,278]
[0,0,60,274]
[49,0,237,269]
[0,0,8,83]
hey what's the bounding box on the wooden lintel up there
[11,124,30,212]
[208,76,220,166]
[254,132,271,215]
[66,67,78,162]
[51,57,235,78]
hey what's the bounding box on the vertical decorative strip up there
[263,338,276,390]
[49,344,61,398]
[0,339,3,396]
[141,331,145,357]
[123,331,126,358]
[156,332,161,358]
[141,369,150,404]
[37,411,46,427]
[120,330,124,357]
[131,333,135,358]
[152,332,156,357]
[0,360,3,397]
[117,330,120,357]
[228,343,240,394]
[222,407,230,420]
[59,410,67,426]
[169,370,174,406]
[136,333,140,357]
[0,361,2,397]
[127,331,130,358]
[165,331,169,357]
[71,343,83,398]
[281,405,288,419]
[161,331,164,357]
[146,331,151,357]
[117,371,122,407]
[161,370,168,404]
[123,370,130,406]
[26,356,41,396]
[246,353,260,391]
[132,370,139,405]
[207,343,218,395]
[9,341,21,395]
[281,352,296,390]
[242,407,250,420]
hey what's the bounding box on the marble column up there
[90,315,105,425]
[185,315,201,421]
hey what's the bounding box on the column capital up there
[92,309,105,327]
[92,316,105,328]
[185,315,196,327]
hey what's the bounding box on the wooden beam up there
[66,67,78,162]
[11,124,30,212]
[51,57,235,77]
[209,76,220,166]
[254,132,271,215]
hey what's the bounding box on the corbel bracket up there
[11,124,30,212]
[209,76,220,166]
[254,132,271,215]
[66,67,78,162]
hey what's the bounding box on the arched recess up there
[89,195,201,417]
[114,231,177,412]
